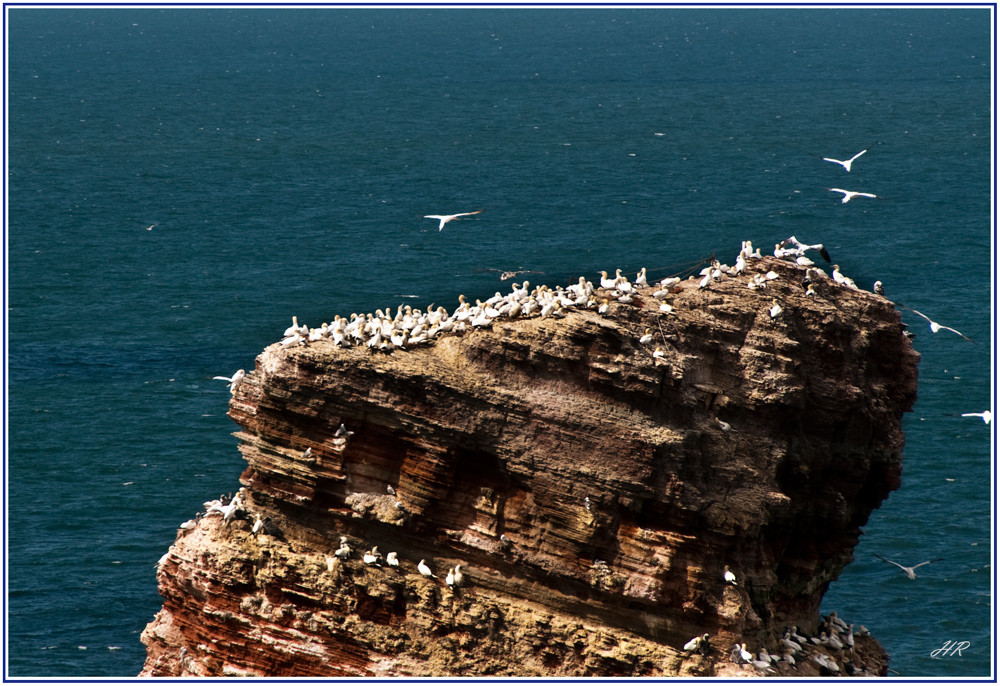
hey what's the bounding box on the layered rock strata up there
[142,255,919,677]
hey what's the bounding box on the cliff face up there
[141,255,919,677]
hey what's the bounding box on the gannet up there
[683,633,709,653]
[739,643,753,663]
[599,270,617,290]
[961,410,992,424]
[822,149,867,172]
[829,188,877,203]
[769,299,782,319]
[639,328,653,345]
[252,514,264,534]
[452,564,463,586]
[873,553,943,579]
[900,305,973,342]
[334,536,352,559]
[781,236,832,262]
[723,565,737,585]
[386,551,399,567]
[283,316,305,337]
[716,418,731,432]
[424,209,483,230]
[445,567,456,586]
[363,547,381,566]
[212,369,245,393]
[417,559,436,578]
[873,280,884,295]
[635,267,648,288]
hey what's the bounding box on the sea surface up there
[4,6,994,678]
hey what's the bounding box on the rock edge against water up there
[141,248,919,677]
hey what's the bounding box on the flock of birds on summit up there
[192,145,989,675]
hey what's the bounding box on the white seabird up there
[683,633,709,653]
[900,305,973,342]
[639,328,654,345]
[363,547,381,566]
[829,188,877,204]
[723,565,737,585]
[769,299,782,319]
[212,369,245,393]
[961,410,992,425]
[822,148,867,172]
[873,553,943,579]
[424,209,484,231]
[386,551,399,568]
[417,559,436,578]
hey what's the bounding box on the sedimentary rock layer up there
[142,255,918,677]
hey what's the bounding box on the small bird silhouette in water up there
[424,209,484,230]
[873,553,943,579]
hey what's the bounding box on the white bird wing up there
[848,148,868,163]
[938,324,974,342]
[873,553,908,572]
[822,157,848,167]
[212,375,234,382]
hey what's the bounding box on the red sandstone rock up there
[141,257,917,677]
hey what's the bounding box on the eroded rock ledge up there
[142,255,919,677]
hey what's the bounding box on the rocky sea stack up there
[141,250,919,677]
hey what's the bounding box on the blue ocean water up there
[4,7,994,678]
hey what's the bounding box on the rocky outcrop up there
[141,254,919,677]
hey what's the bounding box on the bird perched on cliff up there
[417,559,436,578]
[723,565,737,585]
[386,552,399,568]
[333,536,352,559]
[731,643,753,664]
[780,235,832,263]
[445,567,456,587]
[424,209,483,230]
[363,546,382,566]
[212,369,245,393]
[683,633,710,653]
[829,188,878,204]
[499,534,513,552]
[873,553,942,579]
[961,410,992,424]
[769,299,783,320]
[873,280,885,295]
[639,328,653,345]
[206,494,243,522]
[716,418,732,432]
